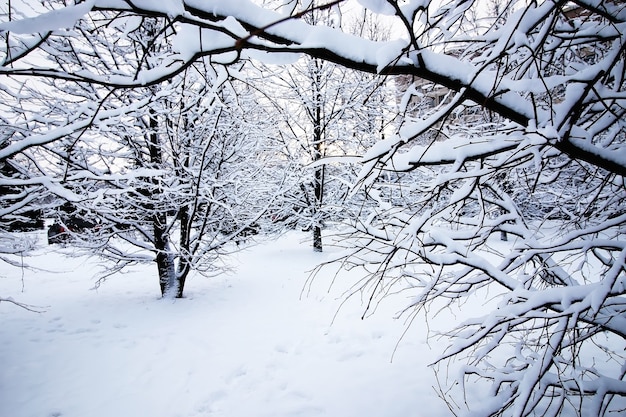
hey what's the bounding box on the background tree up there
[261,2,395,251]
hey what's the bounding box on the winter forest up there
[0,0,624,416]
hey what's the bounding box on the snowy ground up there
[0,231,450,417]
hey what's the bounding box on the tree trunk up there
[146,108,181,298]
[312,59,324,253]
[313,163,323,252]
[175,203,191,298]
[313,224,323,252]
[155,221,177,297]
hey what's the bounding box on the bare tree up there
[78,67,277,298]
[260,2,395,251]
[1,10,279,297]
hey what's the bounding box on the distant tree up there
[262,3,394,251]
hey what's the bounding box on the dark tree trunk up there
[176,203,191,298]
[146,108,180,297]
[313,163,323,253]
[155,219,176,297]
[313,224,323,252]
[312,59,324,253]
[173,111,193,298]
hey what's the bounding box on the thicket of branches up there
[1,1,625,415]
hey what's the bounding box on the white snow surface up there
[0,231,449,417]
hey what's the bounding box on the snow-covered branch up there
[1,0,623,174]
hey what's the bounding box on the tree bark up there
[146,108,180,297]
[155,221,177,297]
[313,163,323,253]
[312,59,324,253]
[176,202,191,298]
